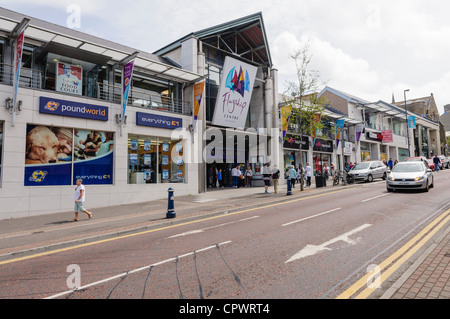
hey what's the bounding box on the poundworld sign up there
[39,97,109,121]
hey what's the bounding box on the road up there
[1,170,449,300]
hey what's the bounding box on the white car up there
[386,162,434,192]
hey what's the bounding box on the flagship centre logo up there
[212,57,257,129]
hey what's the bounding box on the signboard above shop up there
[136,112,183,130]
[39,97,109,121]
[212,56,258,129]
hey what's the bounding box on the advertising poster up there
[281,105,293,139]
[24,125,73,186]
[130,139,138,150]
[122,60,135,120]
[162,155,169,166]
[382,130,393,144]
[56,62,83,95]
[13,31,25,116]
[212,56,258,129]
[162,143,169,153]
[73,129,114,185]
[193,81,205,130]
[129,154,138,165]
[162,169,169,180]
[335,119,346,148]
[144,154,151,165]
[144,141,151,151]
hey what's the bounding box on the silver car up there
[348,161,388,182]
[386,162,434,192]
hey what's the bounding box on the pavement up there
[0,178,449,299]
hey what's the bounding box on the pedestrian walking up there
[289,165,297,188]
[330,163,336,180]
[433,155,440,172]
[217,169,223,188]
[305,162,312,187]
[272,165,280,194]
[231,166,239,188]
[262,163,272,194]
[245,166,253,187]
[72,179,93,222]
[324,163,330,180]
[388,158,394,171]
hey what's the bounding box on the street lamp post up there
[404,89,411,158]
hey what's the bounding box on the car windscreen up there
[352,163,370,170]
[392,163,424,173]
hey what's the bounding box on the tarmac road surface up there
[0,170,449,299]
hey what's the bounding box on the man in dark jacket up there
[433,155,440,172]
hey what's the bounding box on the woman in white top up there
[305,163,312,187]
[72,179,93,222]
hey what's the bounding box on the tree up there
[282,41,328,191]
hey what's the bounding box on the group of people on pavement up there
[285,163,313,188]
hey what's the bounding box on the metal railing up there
[0,63,42,89]
[97,82,192,116]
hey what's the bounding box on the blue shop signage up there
[39,97,109,121]
[136,112,183,129]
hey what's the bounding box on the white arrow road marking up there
[285,224,372,264]
[167,216,260,239]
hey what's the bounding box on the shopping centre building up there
[0,8,281,219]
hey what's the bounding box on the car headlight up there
[388,176,395,181]
[414,176,425,181]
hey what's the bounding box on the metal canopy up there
[155,12,273,68]
[0,15,202,84]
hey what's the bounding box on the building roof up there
[154,12,273,68]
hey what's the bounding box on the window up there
[128,135,185,184]
[44,53,106,98]
[24,125,114,186]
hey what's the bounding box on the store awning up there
[0,15,202,84]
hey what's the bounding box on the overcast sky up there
[2,0,449,114]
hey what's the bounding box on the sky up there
[2,0,450,114]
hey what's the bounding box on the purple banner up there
[122,60,135,118]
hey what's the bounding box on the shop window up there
[24,125,114,186]
[128,135,185,184]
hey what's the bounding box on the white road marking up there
[361,193,391,203]
[282,208,342,227]
[285,224,372,264]
[167,216,260,239]
[44,241,232,299]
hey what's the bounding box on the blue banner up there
[25,163,72,186]
[73,152,114,185]
[136,112,183,130]
[39,97,108,121]
[408,116,416,129]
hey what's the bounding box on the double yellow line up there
[337,208,450,299]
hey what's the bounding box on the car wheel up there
[424,181,430,192]
[382,172,387,180]
[367,175,374,183]
[387,187,393,192]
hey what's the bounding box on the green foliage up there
[282,41,328,139]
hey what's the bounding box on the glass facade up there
[128,135,185,184]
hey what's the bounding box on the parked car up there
[348,161,388,182]
[437,155,449,169]
[386,161,434,192]
[405,156,434,171]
